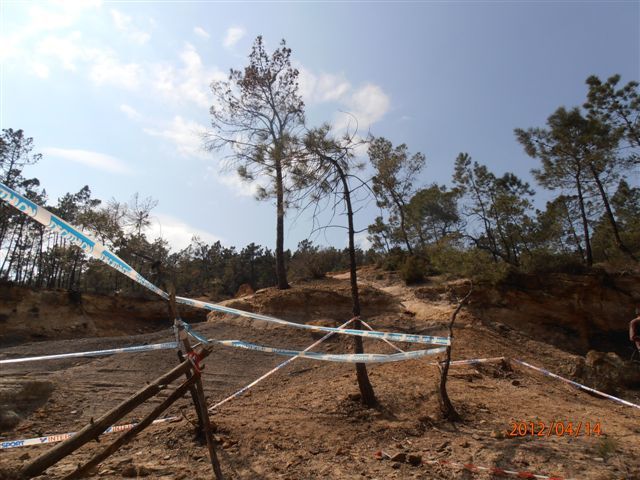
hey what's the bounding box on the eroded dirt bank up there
[0,283,207,347]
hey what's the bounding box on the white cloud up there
[89,52,142,89]
[194,26,210,39]
[119,104,142,120]
[36,31,86,71]
[216,170,260,198]
[296,64,390,133]
[334,83,390,133]
[144,116,209,159]
[1,1,101,63]
[146,213,223,251]
[42,147,132,174]
[152,43,225,108]
[110,8,150,45]
[223,26,245,48]
[298,66,351,104]
[354,231,372,250]
[30,62,50,79]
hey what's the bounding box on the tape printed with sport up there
[0,182,449,346]
[0,417,178,450]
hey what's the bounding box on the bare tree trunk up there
[562,198,585,262]
[588,165,637,262]
[575,174,593,266]
[336,161,377,407]
[274,160,290,290]
[438,284,473,421]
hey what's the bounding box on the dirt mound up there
[234,283,255,298]
[208,277,401,324]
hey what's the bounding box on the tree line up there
[205,36,638,288]
[366,73,638,282]
[0,134,373,298]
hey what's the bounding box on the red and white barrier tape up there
[375,450,573,480]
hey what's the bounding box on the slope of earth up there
[0,283,208,347]
[0,271,638,479]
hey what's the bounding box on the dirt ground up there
[0,271,639,479]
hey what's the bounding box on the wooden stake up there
[174,319,224,479]
[62,376,198,480]
[21,352,208,479]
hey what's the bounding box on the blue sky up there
[1,1,638,252]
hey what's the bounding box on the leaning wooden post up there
[175,318,224,480]
[63,375,198,480]
[169,287,206,439]
[21,356,201,479]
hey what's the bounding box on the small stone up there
[471,434,481,441]
[436,441,449,451]
[407,454,422,466]
[512,380,521,386]
[222,439,238,449]
[391,452,406,462]
[348,393,362,401]
[392,462,402,470]
[121,465,137,478]
[593,457,605,462]
[137,466,151,477]
[19,452,30,461]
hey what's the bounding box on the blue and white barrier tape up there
[209,318,356,411]
[177,297,451,346]
[215,339,447,363]
[0,182,449,347]
[511,358,640,410]
[177,319,446,363]
[0,416,179,450]
[0,342,179,365]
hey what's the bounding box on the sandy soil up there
[0,273,638,480]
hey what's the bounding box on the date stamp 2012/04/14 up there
[508,420,602,438]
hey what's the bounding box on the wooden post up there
[174,318,224,480]
[62,376,198,480]
[21,352,208,479]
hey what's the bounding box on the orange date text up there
[507,421,602,438]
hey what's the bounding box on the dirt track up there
[0,275,639,479]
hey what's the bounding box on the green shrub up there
[520,250,587,275]
[401,256,426,285]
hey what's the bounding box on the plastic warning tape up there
[0,182,449,347]
[511,358,640,410]
[425,458,570,480]
[176,297,451,345]
[177,320,447,363]
[0,342,179,365]
[0,416,179,450]
[215,339,447,363]
[209,318,356,411]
